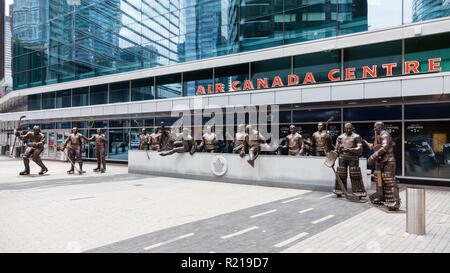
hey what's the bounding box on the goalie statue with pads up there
[364,122,401,211]
[332,123,367,199]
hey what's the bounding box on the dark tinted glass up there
[405,121,450,179]
[42,92,55,109]
[109,81,130,103]
[90,84,108,105]
[293,108,341,123]
[56,89,71,108]
[294,50,341,83]
[57,122,71,129]
[279,111,292,124]
[109,119,130,128]
[41,123,55,129]
[344,105,402,121]
[28,94,41,111]
[183,69,213,96]
[156,73,182,99]
[72,121,88,128]
[405,103,450,119]
[344,41,402,78]
[214,63,250,92]
[251,57,291,88]
[405,32,450,73]
[131,78,154,101]
[72,87,89,107]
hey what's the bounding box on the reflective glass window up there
[56,122,72,129]
[284,2,337,44]
[344,106,402,121]
[56,89,71,108]
[251,57,291,88]
[405,121,450,179]
[293,108,341,123]
[156,73,182,99]
[214,64,250,92]
[131,78,154,101]
[240,14,284,52]
[93,120,108,128]
[405,103,450,120]
[42,92,55,109]
[183,69,213,97]
[294,50,341,83]
[279,111,292,124]
[405,32,450,73]
[155,117,179,126]
[110,119,130,128]
[28,94,41,111]
[344,41,402,79]
[72,87,89,107]
[110,81,130,104]
[90,84,108,105]
[108,128,129,160]
[41,123,55,130]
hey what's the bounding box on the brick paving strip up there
[282,188,450,253]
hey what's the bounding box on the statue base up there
[128,151,370,191]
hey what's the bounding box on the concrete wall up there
[128,150,370,192]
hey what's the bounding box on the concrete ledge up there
[128,150,370,192]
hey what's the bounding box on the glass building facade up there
[2,0,450,184]
[11,0,450,90]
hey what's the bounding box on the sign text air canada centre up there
[195,58,442,95]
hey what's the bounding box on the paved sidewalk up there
[0,156,304,252]
[283,186,450,253]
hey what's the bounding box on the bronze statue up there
[311,122,331,156]
[138,128,150,150]
[159,128,196,156]
[62,127,86,174]
[159,122,171,151]
[364,122,401,211]
[150,127,162,151]
[282,124,304,156]
[333,123,366,199]
[15,125,48,175]
[232,124,247,157]
[86,128,107,173]
[198,125,218,153]
[245,125,266,167]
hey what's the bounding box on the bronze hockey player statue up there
[159,128,196,156]
[198,125,218,153]
[159,122,171,151]
[245,125,266,167]
[232,124,247,157]
[333,123,366,199]
[62,127,86,174]
[15,125,48,175]
[86,128,107,173]
[138,128,150,150]
[282,124,304,156]
[150,127,162,151]
[365,122,401,211]
[312,122,332,156]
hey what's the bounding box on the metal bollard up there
[406,187,426,235]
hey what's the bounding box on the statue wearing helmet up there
[333,123,366,199]
[364,122,401,211]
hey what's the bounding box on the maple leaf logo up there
[213,157,224,173]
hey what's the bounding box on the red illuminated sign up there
[195,58,442,95]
